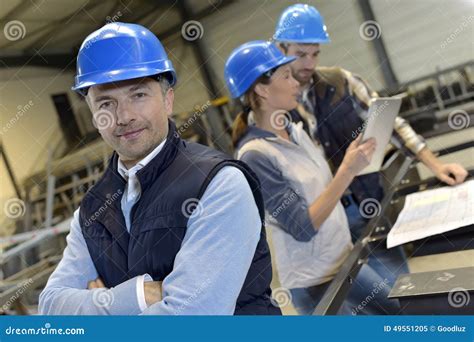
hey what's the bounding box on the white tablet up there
[357,97,402,175]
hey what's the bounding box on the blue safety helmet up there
[273,4,330,44]
[224,41,296,99]
[72,22,177,95]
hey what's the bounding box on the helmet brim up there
[231,55,297,99]
[72,61,177,95]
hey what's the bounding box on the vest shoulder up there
[237,138,272,159]
[174,141,243,186]
[179,140,230,163]
[315,66,347,87]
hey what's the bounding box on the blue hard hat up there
[273,4,330,44]
[72,22,177,95]
[224,41,296,99]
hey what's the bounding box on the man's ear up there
[84,92,92,109]
[91,115,98,129]
[254,83,269,99]
[164,88,174,116]
[85,94,98,129]
[277,43,288,55]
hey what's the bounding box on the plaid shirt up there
[298,68,426,155]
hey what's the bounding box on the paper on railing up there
[387,179,474,248]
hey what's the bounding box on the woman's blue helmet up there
[224,40,296,99]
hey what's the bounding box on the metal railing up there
[313,141,474,315]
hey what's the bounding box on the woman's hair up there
[231,72,273,148]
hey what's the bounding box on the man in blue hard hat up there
[273,4,468,285]
[39,22,281,315]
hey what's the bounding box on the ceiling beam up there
[159,0,235,40]
[0,52,75,69]
[0,0,235,69]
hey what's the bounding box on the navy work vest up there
[290,68,383,203]
[78,120,281,315]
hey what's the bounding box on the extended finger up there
[453,168,468,183]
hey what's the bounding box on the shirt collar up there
[300,77,314,103]
[117,138,167,179]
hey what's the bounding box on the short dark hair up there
[279,42,289,53]
[155,75,171,97]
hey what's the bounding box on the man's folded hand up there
[144,281,162,306]
[88,278,106,289]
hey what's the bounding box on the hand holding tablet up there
[357,97,402,175]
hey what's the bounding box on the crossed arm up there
[38,166,261,315]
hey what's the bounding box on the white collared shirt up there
[116,138,166,311]
[117,139,167,232]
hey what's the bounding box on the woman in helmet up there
[224,41,399,315]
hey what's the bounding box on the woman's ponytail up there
[230,73,272,148]
[231,107,250,148]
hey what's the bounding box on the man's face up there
[285,43,320,85]
[86,77,174,165]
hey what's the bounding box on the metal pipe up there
[314,140,473,315]
[357,0,399,91]
[0,143,22,199]
[177,0,232,153]
[314,156,413,315]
